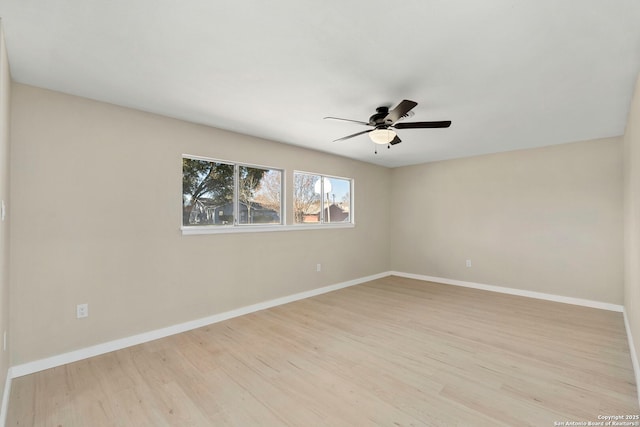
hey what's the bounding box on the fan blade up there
[385,100,418,124]
[394,120,452,129]
[332,129,373,142]
[323,117,370,126]
[389,135,402,145]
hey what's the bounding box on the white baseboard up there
[9,271,625,379]
[3,271,630,405]
[0,368,11,427]
[623,309,640,408]
[10,271,390,379]
[2,270,634,424]
[389,271,624,312]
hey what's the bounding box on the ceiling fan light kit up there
[324,99,451,153]
[369,128,397,144]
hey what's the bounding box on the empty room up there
[0,1,639,426]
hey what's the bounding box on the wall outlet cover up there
[76,303,89,319]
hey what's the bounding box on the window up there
[182,156,282,227]
[294,172,352,224]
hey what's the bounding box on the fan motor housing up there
[369,106,393,125]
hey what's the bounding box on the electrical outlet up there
[316,263,322,272]
[466,259,472,267]
[76,303,89,319]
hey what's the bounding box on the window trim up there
[181,222,354,235]
[293,170,354,226]
[182,154,285,230]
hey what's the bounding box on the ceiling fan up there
[324,99,451,148]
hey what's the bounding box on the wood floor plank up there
[6,276,639,426]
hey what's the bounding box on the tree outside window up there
[183,157,282,226]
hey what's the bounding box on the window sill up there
[181,223,355,235]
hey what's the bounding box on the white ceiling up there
[1,1,640,167]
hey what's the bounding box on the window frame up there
[181,156,355,235]
[182,155,285,233]
[293,170,355,227]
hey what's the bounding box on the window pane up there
[324,177,351,223]
[239,166,282,224]
[182,158,234,226]
[294,173,320,223]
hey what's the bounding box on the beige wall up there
[0,24,11,404]
[9,83,391,364]
[624,74,640,369]
[6,79,630,365]
[390,138,623,304]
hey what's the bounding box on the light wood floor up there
[7,276,639,426]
